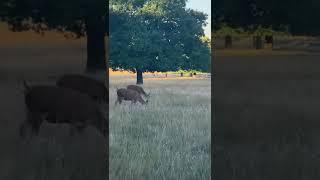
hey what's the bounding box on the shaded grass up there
[213,54,320,179]
[109,78,211,179]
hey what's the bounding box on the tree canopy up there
[109,0,211,83]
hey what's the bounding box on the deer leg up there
[20,111,33,138]
[115,96,121,105]
[19,120,29,138]
[30,112,42,136]
[139,98,146,105]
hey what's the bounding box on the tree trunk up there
[265,35,273,44]
[272,36,276,50]
[136,69,143,85]
[86,16,106,72]
[225,35,232,49]
[265,35,274,49]
[253,36,264,49]
[180,73,183,77]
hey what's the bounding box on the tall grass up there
[213,53,320,179]
[109,77,211,179]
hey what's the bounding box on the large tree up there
[0,0,108,72]
[109,0,210,84]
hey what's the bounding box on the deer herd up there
[20,73,150,139]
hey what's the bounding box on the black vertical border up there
[106,1,110,180]
[211,0,215,178]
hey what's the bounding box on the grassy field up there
[213,50,320,179]
[109,76,211,179]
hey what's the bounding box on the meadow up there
[213,50,320,179]
[109,75,211,179]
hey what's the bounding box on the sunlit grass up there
[109,77,211,179]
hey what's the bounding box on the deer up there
[20,81,107,139]
[56,74,108,105]
[126,84,150,99]
[115,88,148,105]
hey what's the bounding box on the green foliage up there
[213,23,248,38]
[109,0,210,73]
[249,25,274,36]
[213,23,291,37]
[175,68,202,74]
[248,25,290,36]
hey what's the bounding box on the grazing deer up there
[20,81,107,138]
[116,88,148,105]
[56,74,108,105]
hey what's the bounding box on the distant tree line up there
[213,0,320,36]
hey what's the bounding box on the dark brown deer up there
[20,81,107,138]
[56,74,108,105]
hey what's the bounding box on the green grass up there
[109,77,211,180]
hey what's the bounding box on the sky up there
[186,0,211,38]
